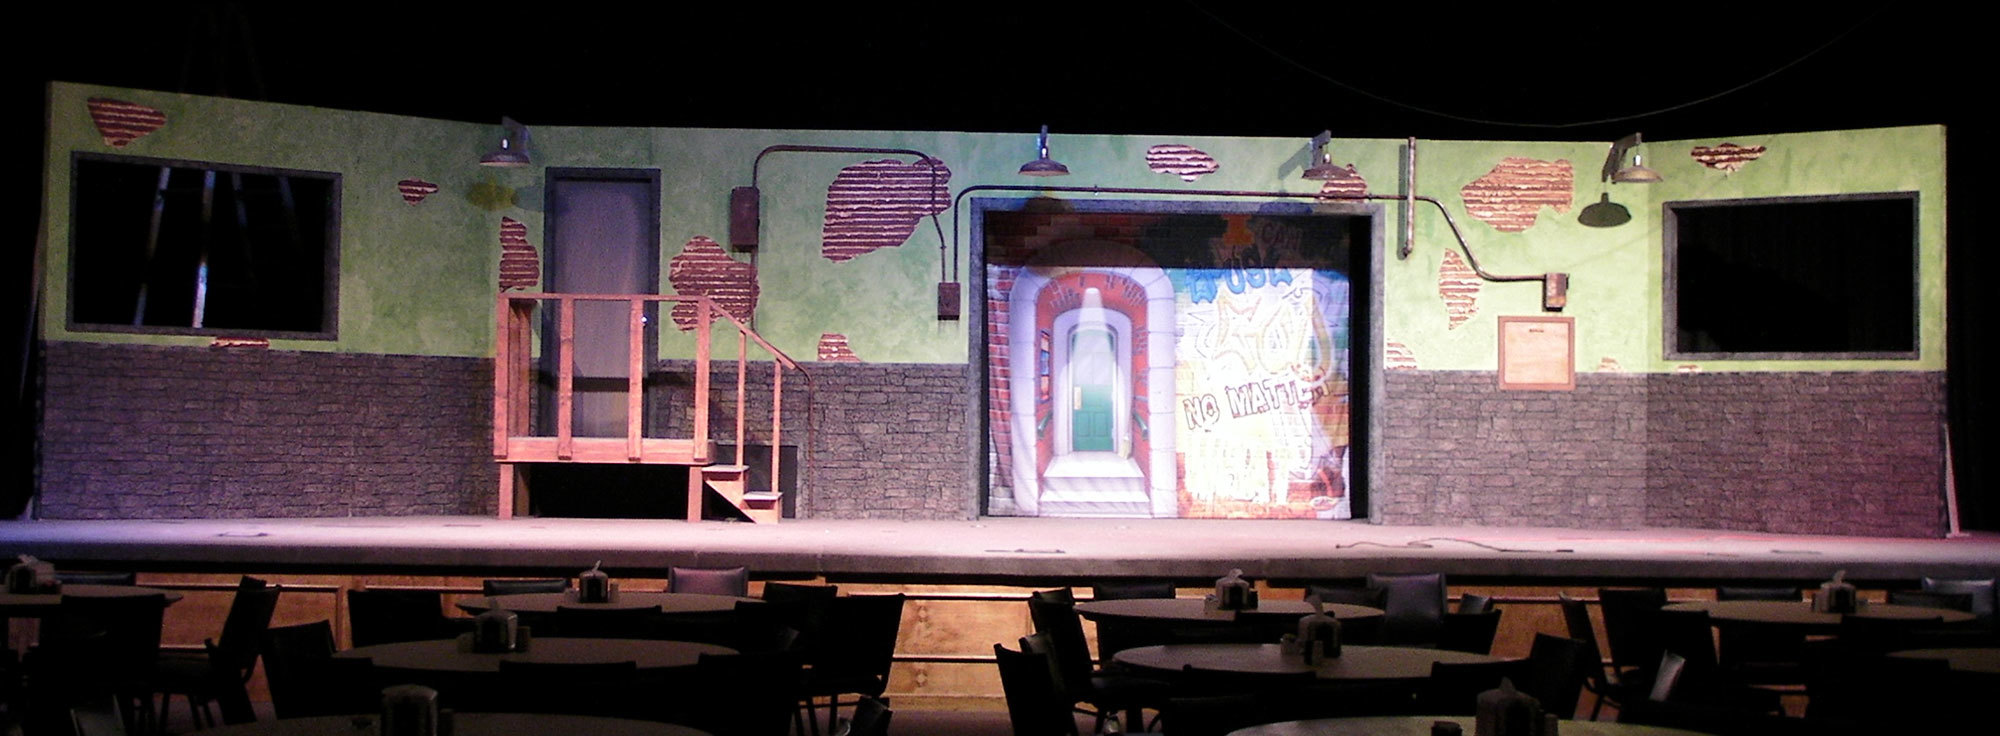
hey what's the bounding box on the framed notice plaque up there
[1498,316,1575,391]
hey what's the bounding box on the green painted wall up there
[42,83,1945,373]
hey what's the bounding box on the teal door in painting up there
[1068,326,1117,452]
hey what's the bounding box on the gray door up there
[545,170,660,438]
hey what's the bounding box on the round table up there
[1889,647,2000,674]
[1229,715,1709,736]
[1663,600,1976,633]
[1114,643,1501,682]
[1076,598,1383,624]
[336,636,735,673]
[456,592,753,616]
[184,713,709,736]
[0,583,185,616]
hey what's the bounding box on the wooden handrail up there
[493,293,808,490]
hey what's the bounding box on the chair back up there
[683,650,805,734]
[995,643,1075,736]
[1437,609,1502,654]
[1091,580,1174,601]
[1023,592,1094,703]
[811,594,905,687]
[1520,633,1592,718]
[1888,589,1976,612]
[1595,587,1667,676]
[50,592,169,689]
[212,576,282,675]
[1366,572,1447,646]
[669,565,750,596]
[1716,586,1797,602]
[346,588,454,647]
[760,582,836,654]
[262,620,376,719]
[1646,651,1688,703]
[481,578,570,596]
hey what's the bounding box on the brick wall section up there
[38,342,493,519]
[1644,371,1945,537]
[1376,370,1947,537]
[1374,371,1651,528]
[650,360,973,520]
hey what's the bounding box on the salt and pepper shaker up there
[380,685,439,736]
[579,560,611,603]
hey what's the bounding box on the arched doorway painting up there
[986,209,1359,519]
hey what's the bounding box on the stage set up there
[11,76,1989,714]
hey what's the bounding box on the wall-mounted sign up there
[1498,316,1575,391]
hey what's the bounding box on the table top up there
[185,713,710,736]
[1229,715,1709,736]
[1114,643,1502,682]
[1076,598,1383,623]
[0,583,185,615]
[336,636,734,673]
[1889,647,2000,674]
[456,591,755,615]
[1663,600,1977,630]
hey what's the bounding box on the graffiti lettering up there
[1182,394,1222,430]
[1224,378,1329,420]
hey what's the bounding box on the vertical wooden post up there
[627,297,644,461]
[735,331,748,466]
[692,299,711,463]
[557,296,575,460]
[771,365,783,515]
[687,466,705,523]
[493,294,512,459]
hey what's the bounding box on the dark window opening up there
[68,153,340,338]
[1666,193,1918,359]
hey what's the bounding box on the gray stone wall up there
[649,360,975,520]
[1644,371,1946,537]
[1374,371,1651,528]
[1374,369,1947,537]
[38,342,493,519]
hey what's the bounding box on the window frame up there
[1661,191,1920,362]
[65,151,342,341]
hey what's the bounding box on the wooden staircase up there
[494,293,807,523]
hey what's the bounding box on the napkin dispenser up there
[1813,569,1858,614]
[1213,568,1257,611]
[1474,678,1545,736]
[473,608,520,653]
[579,561,611,603]
[1295,599,1342,664]
[5,555,57,594]
[380,685,439,736]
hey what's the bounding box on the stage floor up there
[5,516,1996,585]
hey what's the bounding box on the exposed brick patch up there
[667,236,758,329]
[37,342,494,519]
[1460,157,1572,232]
[87,97,165,148]
[1644,372,1945,537]
[1690,142,1766,173]
[821,157,952,262]
[817,334,862,362]
[1372,370,1946,537]
[650,361,972,520]
[497,217,538,290]
[1438,249,1480,329]
[397,178,439,205]
[1384,341,1419,371]
[1146,144,1219,182]
[1317,171,1369,197]
[1597,357,1623,373]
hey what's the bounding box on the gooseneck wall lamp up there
[479,117,532,168]
[1017,125,1070,177]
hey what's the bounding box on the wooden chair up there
[800,594,904,735]
[260,620,376,719]
[152,576,280,727]
[1437,609,1502,654]
[1557,591,1629,720]
[995,643,1080,736]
